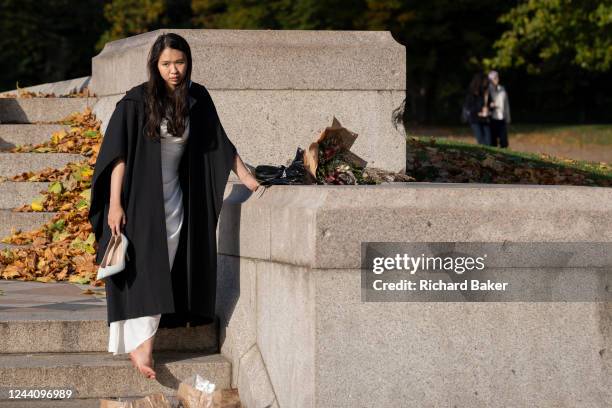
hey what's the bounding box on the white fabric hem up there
[108,314,162,355]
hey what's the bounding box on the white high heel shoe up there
[96,232,130,280]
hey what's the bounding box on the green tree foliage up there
[486,0,612,73]
[96,0,166,51]
[191,0,367,29]
[96,0,192,51]
[192,0,281,28]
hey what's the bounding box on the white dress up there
[108,115,190,355]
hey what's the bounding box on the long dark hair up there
[144,33,193,141]
[468,72,488,96]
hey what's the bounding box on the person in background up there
[463,72,491,145]
[487,70,511,148]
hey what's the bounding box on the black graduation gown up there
[87,81,237,328]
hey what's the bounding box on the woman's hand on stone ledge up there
[232,152,261,192]
[244,177,261,192]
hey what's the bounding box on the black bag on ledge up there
[254,147,308,185]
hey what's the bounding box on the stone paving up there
[0,280,106,319]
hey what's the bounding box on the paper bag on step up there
[177,374,223,408]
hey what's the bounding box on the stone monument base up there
[217,183,612,407]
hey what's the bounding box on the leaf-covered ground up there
[406,136,611,187]
[0,108,102,285]
[407,124,612,164]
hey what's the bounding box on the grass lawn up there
[506,124,612,146]
[405,124,612,164]
[407,124,612,146]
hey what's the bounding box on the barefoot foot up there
[129,337,156,379]
[130,347,156,379]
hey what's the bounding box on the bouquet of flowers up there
[303,117,371,185]
[251,117,411,186]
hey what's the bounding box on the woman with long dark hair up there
[88,33,260,379]
[463,72,492,145]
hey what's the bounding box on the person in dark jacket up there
[463,72,491,145]
[88,33,260,380]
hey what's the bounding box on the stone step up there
[0,124,68,150]
[0,152,84,178]
[0,76,91,98]
[0,182,50,209]
[0,210,55,241]
[0,98,97,123]
[0,317,218,354]
[0,351,231,400]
